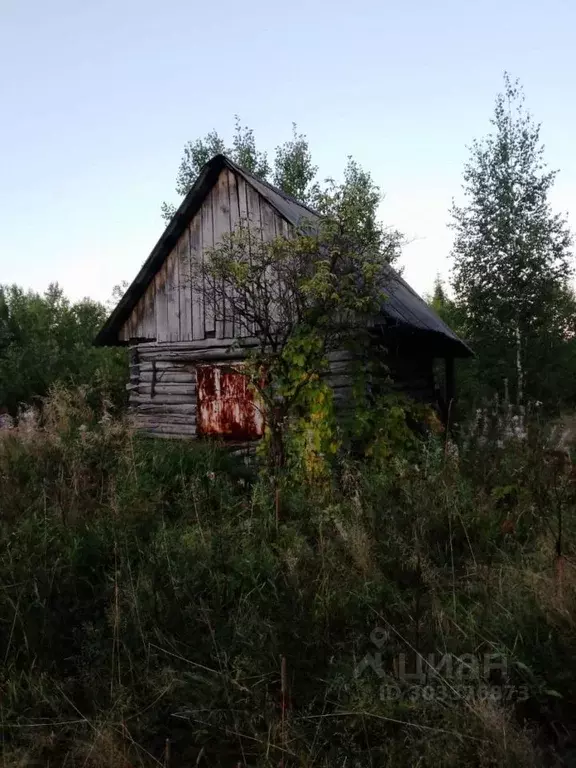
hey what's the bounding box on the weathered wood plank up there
[140,281,156,339]
[137,384,196,396]
[235,174,251,337]
[332,391,353,405]
[122,313,134,342]
[245,182,262,337]
[138,349,251,363]
[130,394,195,405]
[225,169,239,338]
[129,298,144,339]
[131,413,196,425]
[127,302,139,340]
[129,346,139,369]
[273,211,284,238]
[259,200,281,325]
[133,403,196,414]
[138,359,189,369]
[189,214,204,340]
[202,189,216,336]
[212,170,230,340]
[155,261,169,342]
[165,248,180,342]
[139,371,195,383]
[327,361,352,375]
[133,426,197,435]
[138,291,150,337]
[327,350,357,363]
[260,198,276,242]
[178,227,192,341]
[245,182,261,232]
[237,173,249,224]
[136,380,196,393]
[132,421,197,433]
[135,337,258,353]
[324,374,354,389]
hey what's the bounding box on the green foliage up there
[162,117,317,221]
[0,283,127,416]
[273,123,318,203]
[357,392,435,463]
[450,73,574,408]
[428,275,460,328]
[230,115,271,179]
[278,341,339,480]
[311,157,402,262]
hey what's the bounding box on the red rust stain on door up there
[197,365,264,440]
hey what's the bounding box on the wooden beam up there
[134,337,258,352]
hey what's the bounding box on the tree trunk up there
[269,419,286,471]
[515,324,523,406]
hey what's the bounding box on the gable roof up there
[95,154,472,357]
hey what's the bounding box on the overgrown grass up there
[0,392,575,766]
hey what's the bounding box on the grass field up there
[1,394,575,766]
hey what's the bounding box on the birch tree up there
[450,74,573,405]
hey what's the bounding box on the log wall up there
[127,341,437,440]
[127,342,360,438]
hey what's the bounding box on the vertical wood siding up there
[226,168,240,339]
[190,213,204,340]
[119,167,280,343]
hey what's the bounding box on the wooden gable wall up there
[119,168,289,343]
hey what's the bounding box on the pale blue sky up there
[1,0,575,304]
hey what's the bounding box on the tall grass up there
[0,389,575,766]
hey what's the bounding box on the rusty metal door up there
[196,365,264,440]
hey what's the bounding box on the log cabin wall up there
[325,348,437,410]
[126,339,436,440]
[128,351,197,438]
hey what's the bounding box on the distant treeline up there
[0,283,126,416]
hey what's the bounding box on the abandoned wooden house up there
[95,154,472,440]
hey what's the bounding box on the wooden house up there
[95,155,472,440]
